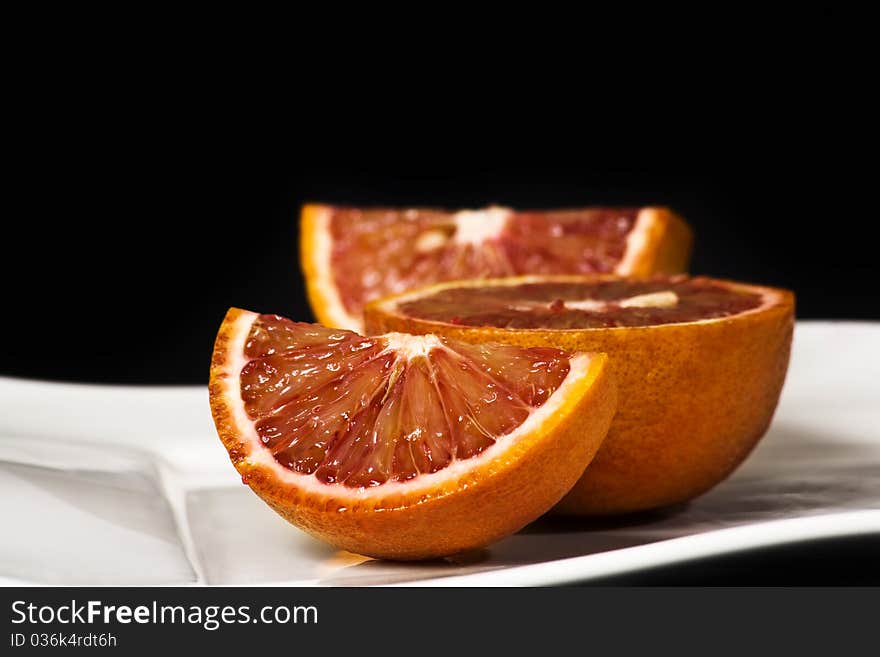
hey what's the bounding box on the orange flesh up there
[240,315,570,487]
[397,277,764,329]
[328,207,639,316]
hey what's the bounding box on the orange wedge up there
[209,309,617,559]
[301,204,692,332]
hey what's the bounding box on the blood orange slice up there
[365,275,795,516]
[209,308,616,559]
[301,204,692,332]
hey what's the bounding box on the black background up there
[3,8,875,385]
[4,148,875,384]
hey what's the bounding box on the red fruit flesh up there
[238,315,570,487]
[328,207,640,316]
[396,277,764,329]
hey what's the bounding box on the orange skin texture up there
[624,207,693,276]
[300,204,347,329]
[209,308,618,559]
[300,204,693,330]
[364,276,795,516]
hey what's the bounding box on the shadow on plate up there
[322,419,880,584]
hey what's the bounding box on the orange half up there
[365,275,795,515]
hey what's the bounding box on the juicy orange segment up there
[208,308,618,559]
[238,315,569,487]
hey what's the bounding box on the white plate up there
[1,321,878,586]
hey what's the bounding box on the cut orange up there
[365,275,795,516]
[208,308,616,559]
[301,204,692,332]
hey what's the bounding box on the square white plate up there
[1,321,878,586]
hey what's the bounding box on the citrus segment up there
[240,314,572,486]
[209,308,617,559]
[300,204,692,331]
[364,275,795,516]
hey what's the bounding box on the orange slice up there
[209,308,616,559]
[301,204,692,332]
[365,275,795,516]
